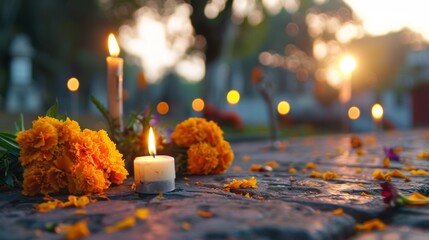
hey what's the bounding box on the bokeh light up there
[348,106,360,120]
[67,78,79,92]
[157,101,169,115]
[226,90,240,105]
[371,103,383,120]
[192,98,205,112]
[339,55,357,75]
[277,101,290,115]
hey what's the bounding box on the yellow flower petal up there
[265,161,279,168]
[407,192,429,205]
[355,218,386,231]
[305,162,318,169]
[332,208,343,215]
[135,208,150,220]
[410,169,429,176]
[105,217,136,233]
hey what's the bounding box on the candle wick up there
[152,153,155,158]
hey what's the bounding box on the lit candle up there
[134,127,176,194]
[106,33,123,130]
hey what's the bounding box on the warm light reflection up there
[67,78,79,92]
[339,55,357,75]
[119,3,205,83]
[108,34,120,57]
[326,67,342,89]
[348,106,360,120]
[148,127,156,155]
[344,0,429,41]
[192,98,205,112]
[371,103,383,120]
[226,90,240,105]
[277,101,290,115]
[156,102,169,115]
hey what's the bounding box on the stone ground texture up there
[1,130,429,239]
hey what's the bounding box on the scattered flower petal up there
[407,192,429,205]
[384,147,399,161]
[289,176,295,182]
[232,166,243,172]
[135,208,150,220]
[310,171,338,180]
[355,168,362,174]
[56,220,90,240]
[356,149,366,156]
[105,217,136,233]
[332,208,343,215]
[383,158,390,168]
[249,164,263,172]
[355,218,386,231]
[417,150,429,159]
[410,169,429,176]
[361,192,371,197]
[380,182,399,207]
[224,177,258,189]
[181,222,191,231]
[73,210,87,215]
[242,155,250,162]
[350,136,363,149]
[265,161,279,168]
[305,162,318,169]
[197,210,214,218]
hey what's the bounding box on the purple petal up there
[384,147,400,161]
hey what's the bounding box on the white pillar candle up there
[134,127,176,194]
[106,33,123,130]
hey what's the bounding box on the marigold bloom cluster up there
[171,118,234,175]
[16,116,128,196]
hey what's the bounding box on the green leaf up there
[0,133,20,153]
[45,101,67,120]
[14,114,25,132]
[90,96,111,122]
[46,101,59,118]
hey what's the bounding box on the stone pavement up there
[1,130,429,239]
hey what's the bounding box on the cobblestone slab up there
[1,130,429,239]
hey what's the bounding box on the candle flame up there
[108,33,120,57]
[148,127,156,156]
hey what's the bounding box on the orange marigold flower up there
[355,218,386,231]
[171,118,223,147]
[16,117,60,166]
[288,168,297,174]
[212,140,234,174]
[355,167,362,174]
[18,116,127,196]
[186,142,219,175]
